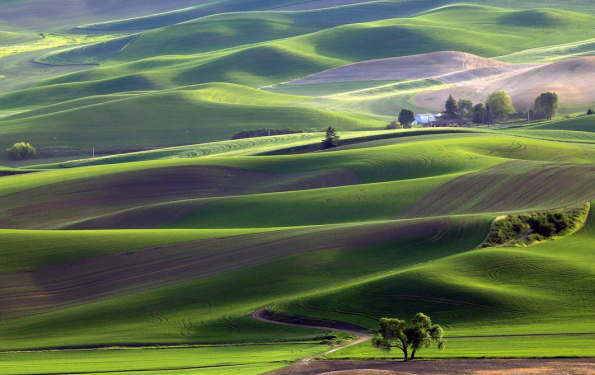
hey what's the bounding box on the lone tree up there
[588,108,594,115]
[534,92,558,120]
[322,126,340,149]
[372,313,446,361]
[398,108,415,128]
[486,91,516,121]
[444,94,459,119]
[6,142,37,160]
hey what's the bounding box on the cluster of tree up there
[587,108,594,115]
[6,142,37,160]
[372,313,445,361]
[443,91,516,125]
[322,126,340,149]
[231,128,304,140]
[443,91,559,124]
[485,208,580,247]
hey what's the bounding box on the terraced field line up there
[251,308,371,362]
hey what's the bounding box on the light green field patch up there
[325,335,595,359]
[498,37,595,63]
[0,33,123,59]
[263,80,402,97]
[0,228,282,272]
[0,343,329,375]
[166,174,460,229]
[0,82,380,147]
[294,78,450,120]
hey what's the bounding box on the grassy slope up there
[290,78,450,120]
[77,0,595,33]
[3,6,594,148]
[0,228,281,272]
[28,128,484,169]
[275,203,595,339]
[32,6,595,93]
[5,134,595,230]
[0,343,329,375]
[0,83,380,147]
[0,30,22,44]
[2,132,595,360]
[519,116,595,132]
[3,2,595,369]
[0,216,492,349]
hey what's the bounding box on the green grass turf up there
[36,34,138,66]
[3,5,595,149]
[497,37,595,63]
[0,216,492,350]
[398,159,595,218]
[27,6,595,98]
[1,130,595,363]
[325,335,595,360]
[0,342,329,375]
[0,30,23,44]
[263,80,402,97]
[0,228,281,272]
[502,128,595,143]
[292,78,450,120]
[0,133,513,196]
[5,134,595,233]
[163,174,458,229]
[273,203,595,339]
[518,115,595,133]
[76,0,595,37]
[0,83,381,147]
[27,128,486,169]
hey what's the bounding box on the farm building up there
[423,119,469,128]
[415,113,437,124]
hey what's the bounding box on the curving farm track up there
[251,308,371,363]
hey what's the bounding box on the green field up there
[2,1,595,373]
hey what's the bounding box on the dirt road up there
[251,308,372,362]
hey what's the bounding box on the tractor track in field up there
[251,308,372,362]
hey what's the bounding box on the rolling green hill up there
[4,1,595,373]
[0,83,382,147]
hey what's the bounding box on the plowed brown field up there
[268,359,595,375]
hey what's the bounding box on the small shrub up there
[6,142,37,160]
[386,121,402,130]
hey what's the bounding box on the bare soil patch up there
[413,56,595,110]
[289,52,527,85]
[268,359,595,375]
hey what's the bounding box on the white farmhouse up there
[414,113,437,124]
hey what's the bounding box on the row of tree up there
[443,91,558,124]
[444,91,517,124]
